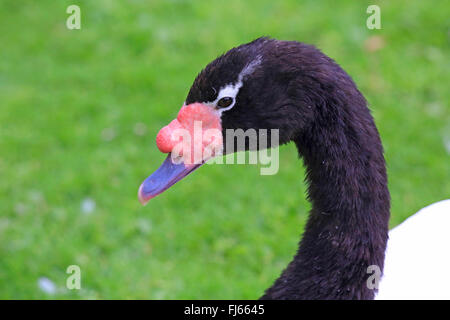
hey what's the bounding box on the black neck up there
[262,97,390,300]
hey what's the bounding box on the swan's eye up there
[217,97,234,109]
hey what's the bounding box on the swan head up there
[138,37,356,204]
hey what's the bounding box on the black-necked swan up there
[138,38,450,300]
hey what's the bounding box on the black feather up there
[186,37,390,300]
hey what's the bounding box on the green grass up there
[0,0,449,299]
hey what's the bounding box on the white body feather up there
[376,199,450,299]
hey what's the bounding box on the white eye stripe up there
[202,55,262,115]
[239,55,262,81]
[202,83,241,114]
[216,83,241,110]
[217,83,241,100]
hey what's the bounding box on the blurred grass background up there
[0,0,449,299]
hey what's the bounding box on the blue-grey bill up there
[138,154,203,205]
